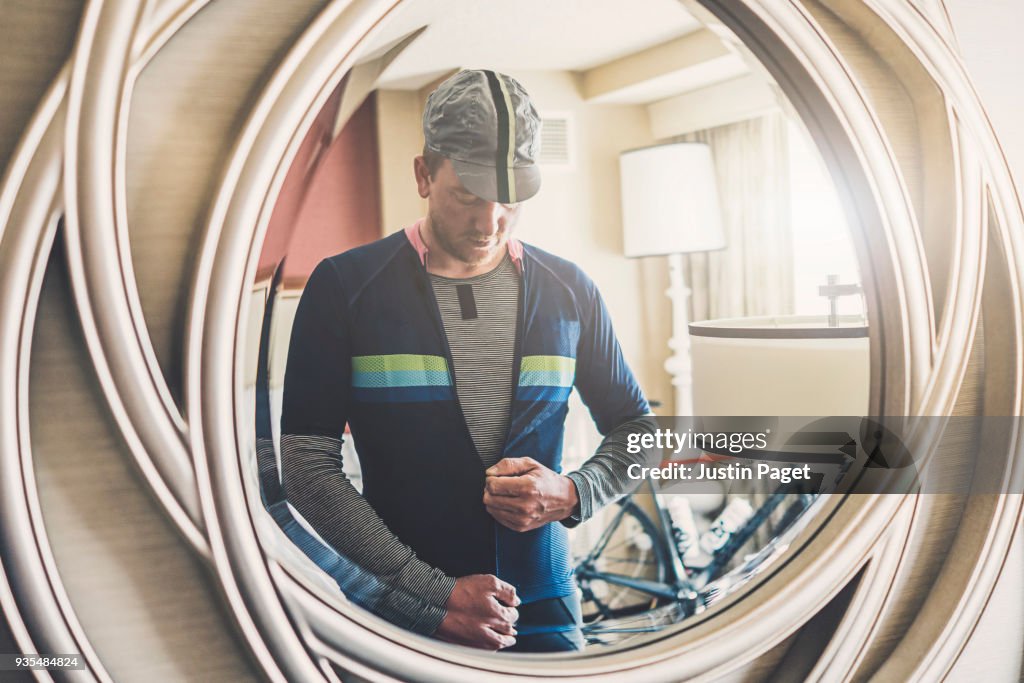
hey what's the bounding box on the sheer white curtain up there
[675,112,794,322]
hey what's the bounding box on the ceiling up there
[363,0,704,90]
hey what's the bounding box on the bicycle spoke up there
[589,504,631,558]
[599,557,659,566]
[575,497,672,623]
[598,536,648,557]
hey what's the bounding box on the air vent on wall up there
[538,114,573,167]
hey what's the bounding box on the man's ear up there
[413,156,431,199]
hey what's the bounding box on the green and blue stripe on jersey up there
[518,355,575,402]
[351,354,454,402]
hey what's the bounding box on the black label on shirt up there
[456,284,478,320]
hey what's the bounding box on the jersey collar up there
[404,218,524,274]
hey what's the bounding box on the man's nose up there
[474,202,503,236]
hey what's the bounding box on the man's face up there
[416,157,523,267]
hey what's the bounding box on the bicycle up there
[572,477,819,642]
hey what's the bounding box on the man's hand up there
[435,575,520,650]
[483,457,580,532]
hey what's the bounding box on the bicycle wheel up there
[572,498,670,622]
[701,487,811,582]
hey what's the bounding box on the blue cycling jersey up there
[281,225,648,604]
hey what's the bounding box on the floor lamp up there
[620,143,726,415]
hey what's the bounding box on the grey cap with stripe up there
[423,69,542,204]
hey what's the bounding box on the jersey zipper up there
[498,261,526,457]
[416,263,486,473]
[494,257,527,581]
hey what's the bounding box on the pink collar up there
[404,218,523,273]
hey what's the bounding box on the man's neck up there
[420,218,506,279]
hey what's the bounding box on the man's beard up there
[429,208,503,267]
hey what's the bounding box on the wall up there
[257,85,340,283]
[282,93,382,286]
[376,89,427,234]
[259,92,383,287]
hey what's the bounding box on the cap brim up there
[450,158,541,204]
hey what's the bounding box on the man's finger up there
[489,508,537,532]
[488,618,517,636]
[499,518,535,533]
[500,605,520,624]
[487,509,517,529]
[490,577,520,606]
[483,491,530,513]
[485,475,532,497]
[485,599,519,625]
[485,504,536,531]
[485,504,535,526]
[486,628,516,650]
[485,457,539,478]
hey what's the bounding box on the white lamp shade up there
[619,143,726,257]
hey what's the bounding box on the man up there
[281,69,653,653]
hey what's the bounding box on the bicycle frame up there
[576,480,818,627]
[575,481,699,605]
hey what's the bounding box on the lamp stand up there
[664,252,693,415]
